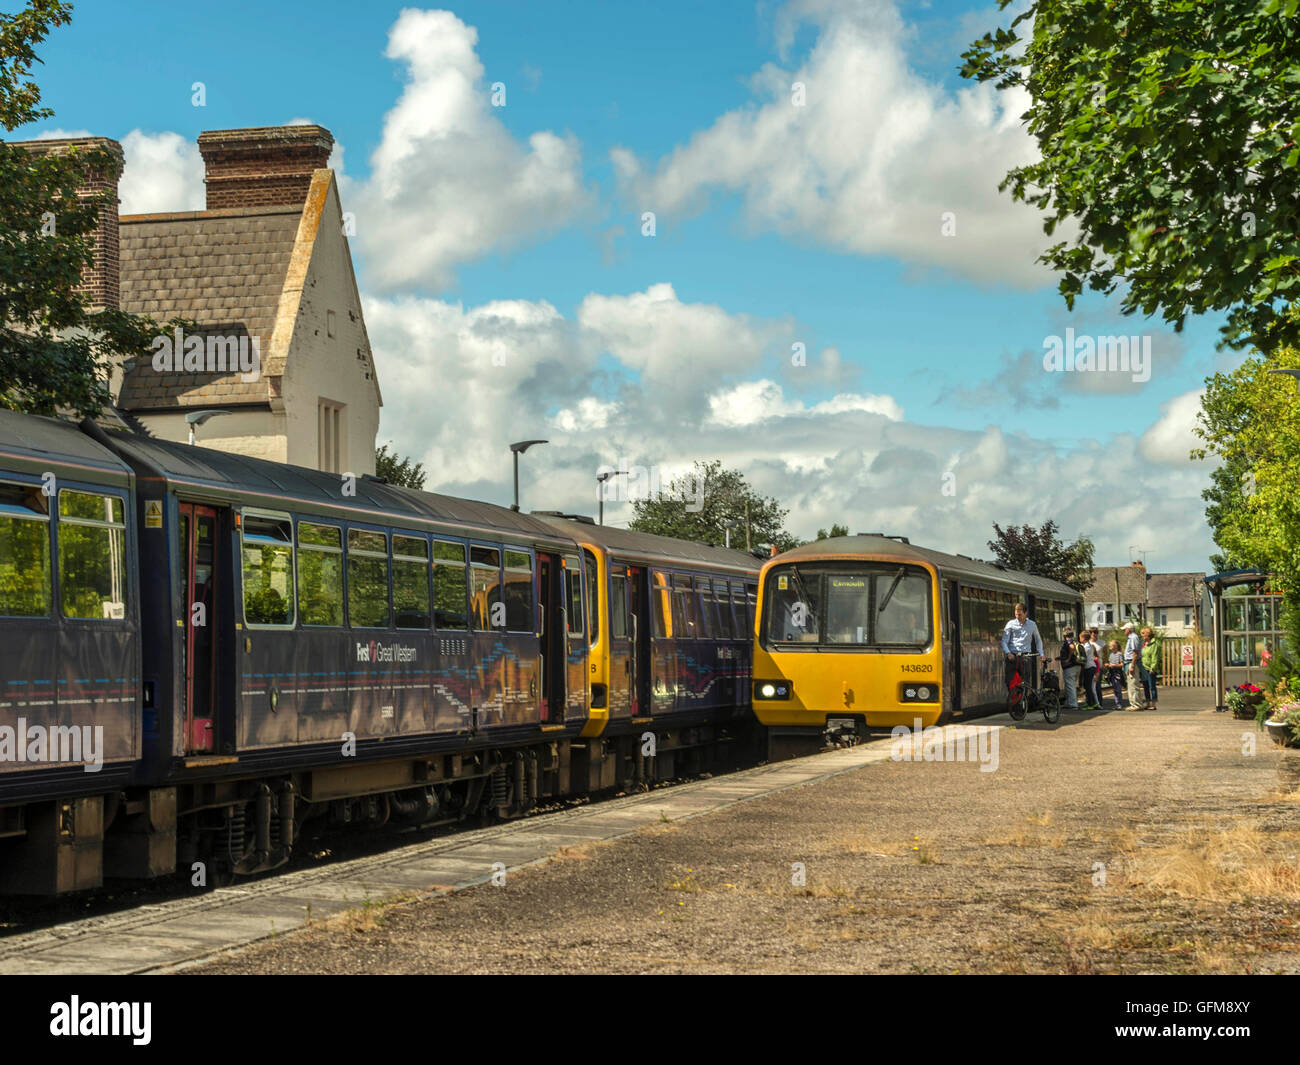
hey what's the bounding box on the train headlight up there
[754,680,792,700]
[899,682,939,703]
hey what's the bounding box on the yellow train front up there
[751,534,1081,758]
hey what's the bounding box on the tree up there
[0,1,168,416]
[815,523,850,541]
[987,519,1095,592]
[962,1,1300,354]
[375,443,426,490]
[628,459,798,552]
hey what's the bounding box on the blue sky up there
[22,0,1228,571]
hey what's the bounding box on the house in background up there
[1146,571,1212,636]
[1083,562,1149,628]
[16,125,381,475]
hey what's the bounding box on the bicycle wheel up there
[1041,690,1060,723]
[1008,691,1027,721]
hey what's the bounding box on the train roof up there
[769,534,1082,600]
[92,424,573,547]
[536,516,762,575]
[0,409,133,483]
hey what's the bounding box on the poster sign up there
[1181,644,1194,672]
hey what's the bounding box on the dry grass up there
[1026,810,1054,827]
[1125,824,1300,901]
[837,832,909,856]
[981,825,1063,848]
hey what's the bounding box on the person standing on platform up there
[1123,621,1145,711]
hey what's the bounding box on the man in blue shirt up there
[1002,602,1044,694]
[1122,621,1144,711]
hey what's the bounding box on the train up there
[0,409,759,895]
[750,534,1084,755]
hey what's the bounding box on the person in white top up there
[1078,627,1099,710]
[1122,621,1145,711]
[1001,602,1044,694]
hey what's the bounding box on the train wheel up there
[1042,692,1060,724]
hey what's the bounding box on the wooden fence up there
[1159,636,1215,687]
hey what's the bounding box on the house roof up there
[1083,565,1148,604]
[116,205,302,410]
[1147,571,1207,607]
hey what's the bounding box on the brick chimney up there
[197,125,334,210]
[14,136,124,310]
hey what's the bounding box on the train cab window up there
[583,548,599,647]
[348,529,390,628]
[58,489,128,621]
[713,580,733,638]
[241,513,294,626]
[504,549,534,632]
[0,482,51,618]
[651,570,670,638]
[393,535,431,629]
[297,522,343,626]
[765,568,820,644]
[564,556,584,636]
[873,569,931,646]
[470,545,502,630]
[610,571,629,640]
[432,540,468,630]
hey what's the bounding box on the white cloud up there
[1140,389,1206,466]
[612,0,1056,286]
[118,130,204,214]
[353,8,590,291]
[368,283,1216,570]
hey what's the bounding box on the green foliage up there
[0,1,174,416]
[375,444,426,490]
[962,0,1300,353]
[628,459,797,553]
[815,523,850,540]
[987,519,1095,592]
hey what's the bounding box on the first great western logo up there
[355,640,417,664]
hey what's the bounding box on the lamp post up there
[596,468,627,525]
[723,519,739,550]
[185,409,231,445]
[509,439,548,512]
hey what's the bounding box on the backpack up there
[1060,639,1078,668]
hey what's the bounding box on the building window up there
[1089,602,1114,626]
[318,399,345,473]
[1157,609,1168,627]
[1184,608,1193,627]
[1123,602,1143,621]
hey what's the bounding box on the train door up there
[945,579,961,711]
[630,567,649,718]
[179,502,220,753]
[608,564,634,720]
[538,553,566,722]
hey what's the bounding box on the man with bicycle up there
[1001,601,1044,699]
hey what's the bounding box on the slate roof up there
[116,206,302,410]
[1147,571,1206,607]
[1083,564,1149,604]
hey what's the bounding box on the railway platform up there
[4,687,1297,975]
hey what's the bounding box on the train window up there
[746,584,757,632]
[0,482,51,618]
[610,572,628,640]
[57,490,127,621]
[673,575,700,638]
[583,548,599,646]
[713,580,733,638]
[564,557,584,636]
[432,540,468,630]
[824,574,870,644]
[873,570,930,646]
[348,529,390,628]
[651,570,670,638]
[241,513,294,626]
[696,578,716,638]
[731,582,747,637]
[393,534,431,629]
[504,549,534,632]
[297,522,343,626]
[470,545,502,630]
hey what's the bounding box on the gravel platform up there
[193,690,1300,974]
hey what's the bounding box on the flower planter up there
[1265,719,1300,749]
